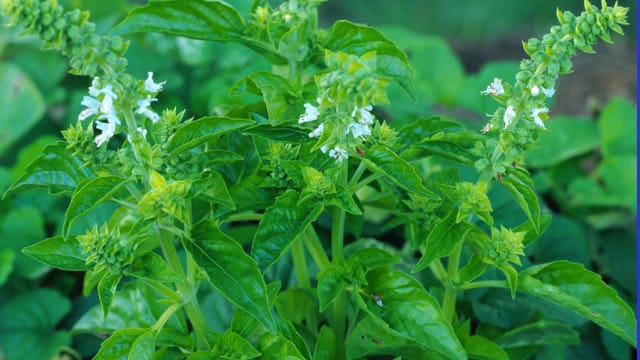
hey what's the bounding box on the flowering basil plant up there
[2,0,635,358]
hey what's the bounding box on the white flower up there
[78,96,101,121]
[320,145,329,153]
[136,95,160,123]
[346,122,371,139]
[144,72,165,93]
[299,103,319,123]
[329,146,348,163]
[481,78,504,96]
[530,85,540,96]
[88,77,101,97]
[98,110,122,126]
[352,105,374,125]
[503,106,516,128]
[94,120,116,147]
[98,84,118,115]
[531,107,548,128]
[481,122,493,134]
[308,123,324,138]
[541,86,555,98]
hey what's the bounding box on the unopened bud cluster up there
[79,224,134,275]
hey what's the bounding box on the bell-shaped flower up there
[98,84,118,115]
[136,95,160,123]
[94,120,116,147]
[503,106,516,128]
[346,122,371,139]
[531,107,548,128]
[299,103,320,123]
[352,105,374,125]
[78,96,101,121]
[481,78,505,96]
[144,72,165,93]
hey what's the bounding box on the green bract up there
[1,0,634,359]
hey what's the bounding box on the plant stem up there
[458,280,508,291]
[155,223,211,350]
[302,225,331,271]
[331,161,349,359]
[224,212,264,223]
[441,241,463,324]
[292,237,311,288]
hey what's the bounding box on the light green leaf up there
[413,211,471,273]
[326,185,362,215]
[0,206,47,278]
[167,116,254,154]
[211,330,261,359]
[311,326,336,360]
[251,190,323,271]
[22,236,88,271]
[0,63,45,157]
[598,98,636,157]
[232,72,295,124]
[316,266,346,311]
[323,20,414,98]
[191,171,234,209]
[0,249,14,286]
[126,252,180,283]
[128,330,157,360]
[362,268,467,360]
[499,263,518,299]
[0,289,71,360]
[348,247,399,271]
[5,142,92,196]
[244,124,314,144]
[502,173,540,232]
[462,335,509,360]
[185,221,276,332]
[258,332,306,360]
[63,176,130,238]
[525,116,599,168]
[274,288,318,328]
[93,328,148,360]
[496,320,579,348]
[518,260,637,346]
[360,145,438,199]
[98,272,123,317]
[196,150,244,167]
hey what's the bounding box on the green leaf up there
[455,61,520,115]
[323,20,414,98]
[232,72,295,124]
[244,124,313,144]
[0,63,45,157]
[362,268,467,360]
[462,335,508,360]
[496,320,579,348]
[258,332,306,360]
[211,330,261,359]
[22,236,88,271]
[516,214,551,247]
[185,221,276,332]
[458,255,488,284]
[191,171,234,209]
[498,263,518,299]
[325,185,362,215]
[251,190,323,271]
[502,173,540,232]
[598,98,636,157]
[518,260,637,346]
[316,265,346,311]
[345,314,445,359]
[525,116,600,168]
[98,272,123,317]
[5,142,92,196]
[274,288,318,328]
[196,150,244,167]
[348,247,399,271]
[113,0,245,40]
[0,289,71,360]
[0,206,47,278]
[93,328,151,360]
[360,145,438,199]
[126,252,180,283]
[63,176,130,238]
[0,249,14,286]
[167,116,254,154]
[412,211,472,272]
[313,326,337,360]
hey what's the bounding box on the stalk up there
[441,241,463,324]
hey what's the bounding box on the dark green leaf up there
[113,0,245,40]
[0,249,14,286]
[518,260,637,346]
[462,335,508,360]
[191,171,234,209]
[413,211,472,272]
[348,247,399,272]
[516,214,551,247]
[0,207,47,278]
[314,326,337,360]
[126,252,181,282]
[167,116,254,154]
[185,221,276,332]
[498,263,518,299]
[323,20,414,98]
[274,288,318,328]
[258,332,306,360]
[63,176,130,238]
[0,289,71,360]
[316,266,346,311]
[98,272,123,317]
[232,72,295,124]
[326,185,362,215]
[598,98,636,157]
[496,320,579,348]
[128,330,157,360]
[244,124,313,144]
[525,116,599,168]
[251,190,323,271]
[211,330,261,359]
[196,150,244,167]
[0,63,45,157]
[458,255,488,284]
[5,142,92,196]
[360,145,438,199]
[22,236,88,271]
[363,268,467,360]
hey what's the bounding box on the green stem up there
[331,161,348,359]
[441,241,463,324]
[155,223,211,350]
[458,280,508,291]
[152,303,182,332]
[302,225,331,271]
[292,237,311,288]
[223,212,264,223]
[347,162,367,190]
[354,173,382,190]
[429,259,448,285]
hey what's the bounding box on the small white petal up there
[531,107,548,128]
[481,78,504,96]
[503,106,516,128]
[308,123,324,138]
[94,120,116,147]
[346,122,371,139]
[299,103,320,123]
[541,86,555,98]
[136,96,160,123]
[144,72,165,93]
[531,85,540,96]
[328,146,348,163]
